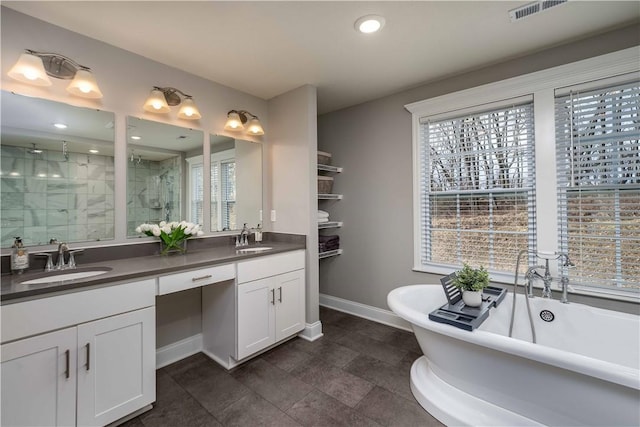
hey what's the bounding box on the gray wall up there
[318,24,640,314]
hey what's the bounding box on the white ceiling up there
[4,1,639,114]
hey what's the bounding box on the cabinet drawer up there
[1,279,156,343]
[237,250,305,284]
[157,263,235,295]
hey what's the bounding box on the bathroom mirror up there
[0,91,115,248]
[126,117,204,237]
[210,135,262,232]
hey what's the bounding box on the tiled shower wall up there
[0,145,115,247]
[127,156,182,237]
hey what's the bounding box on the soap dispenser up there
[11,237,29,274]
[255,224,263,243]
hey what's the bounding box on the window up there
[418,100,536,275]
[408,47,638,299]
[555,79,640,295]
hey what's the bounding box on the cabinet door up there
[274,269,306,341]
[237,277,276,360]
[1,327,76,427]
[77,307,155,427]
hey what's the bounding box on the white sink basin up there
[236,247,273,254]
[21,267,112,285]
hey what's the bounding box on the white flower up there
[162,225,172,234]
[184,227,192,235]
[151,225,161,237]
[159,221,166,227]
[197,230,204,236]
[135,226,142,233]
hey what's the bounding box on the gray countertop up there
[1,242,305,304]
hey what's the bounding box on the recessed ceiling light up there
[89,149,99,154]
[355,15,385,34]
[53,123,67,129]
[130,136,141,140]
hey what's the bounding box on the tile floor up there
[122,307,444,427]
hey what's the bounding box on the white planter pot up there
[462,290,483,307]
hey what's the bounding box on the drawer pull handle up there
[278,287,282,303]
[192,275,213,282]
[271,289,275,305]
[64,349,70,379]
[85,343,90,371]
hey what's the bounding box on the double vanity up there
[0,239,306,427]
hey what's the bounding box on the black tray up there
[428,273,507,331]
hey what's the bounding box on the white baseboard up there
[156,334,203,369]
[319,293,412,332]
[202,348,239,370]
[297,321,324,341]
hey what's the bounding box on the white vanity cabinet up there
[236,250,306,360]
[0,279,156,427]
[202,250,306,367]
[1,327,77,427]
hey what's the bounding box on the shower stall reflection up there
[127,152,183,236]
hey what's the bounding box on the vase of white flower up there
[136,221,203,256]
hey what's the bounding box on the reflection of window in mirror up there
[186,156,203,225]
[211,150,236,231]
[209,134,262,233]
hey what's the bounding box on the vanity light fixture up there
[143,86,202,120]
[224,110,265,136]
[53,123,68,129]
[8,50,103,98]
[354,15,385,34]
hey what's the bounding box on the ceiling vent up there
[509,0,567,22]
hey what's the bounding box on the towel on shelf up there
[319,234,340,252]
[318,209,330,224]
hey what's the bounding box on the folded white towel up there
[318,218,329,223]
[318,210,330,218]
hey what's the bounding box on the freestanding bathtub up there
[387,285,640,426]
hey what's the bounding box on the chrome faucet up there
[56,242,69,270]
[560,276,570,304]
[558,253,574,304]
[525,266,544,298]
[238,223,251,246]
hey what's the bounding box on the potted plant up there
[452,263,490,307]
[136,221,204,255]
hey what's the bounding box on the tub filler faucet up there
[541,258,553,299]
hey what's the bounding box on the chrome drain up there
[540,310,555,322]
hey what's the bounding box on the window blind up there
[221,161,236,230]
[190,163,203,225]
[419,101,536,274]
[555,80,640,295]
[211,162,220,231]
